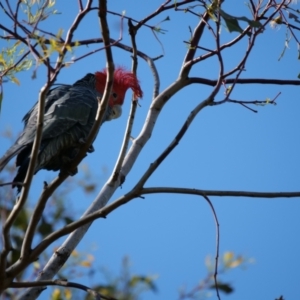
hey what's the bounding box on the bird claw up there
[79,138,94,153]
[68,167,78,176]
[59,166,78,177]
[87,145,95,153]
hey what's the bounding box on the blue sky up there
[1,1,300,299]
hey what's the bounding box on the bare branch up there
[111,19,140,182]
[0,82,51,289]
[0,181,24,188]
[184,25,251,65]
[202,194,220,300]
[139,188,300,198]
[180,11,210,77]
[187,77,300,86]
[10,280,117,300]
[6,174,69,279]
[27,187,300,265]
[78,0,83,12]
[135,0,197,31]
[134,98,209,189]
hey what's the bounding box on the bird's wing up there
[18,85,99,144]
[0,86,72,171]
[22,85,71,127]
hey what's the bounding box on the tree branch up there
[202,194,220,300]
[180,11,210,78]
[0,81,51,291]
[19,187,300,268]
[111,19,139,183]
[10,279,117,300]
[188,77,300,86]
[17,1,116,298]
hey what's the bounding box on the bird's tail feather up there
[0,144,25,172]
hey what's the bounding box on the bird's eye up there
[112,92,118,100]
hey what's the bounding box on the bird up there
[0,67,143,191]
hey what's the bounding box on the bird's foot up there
[87,144,95,153]
[59,166,78,177]
[79,138,94,153]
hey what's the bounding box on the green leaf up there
[220,10,262,34]
[221,14,244,33]
[11,76,20,85]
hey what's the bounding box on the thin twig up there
[78,0,83,12]
[0,181,24,188]
[202,194,220,300]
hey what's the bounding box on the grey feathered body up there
[0,73,112,190]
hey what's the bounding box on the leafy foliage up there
[0,42,32,82]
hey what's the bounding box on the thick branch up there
[180,11,210,78]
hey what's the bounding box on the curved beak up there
[106,105,122,121]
